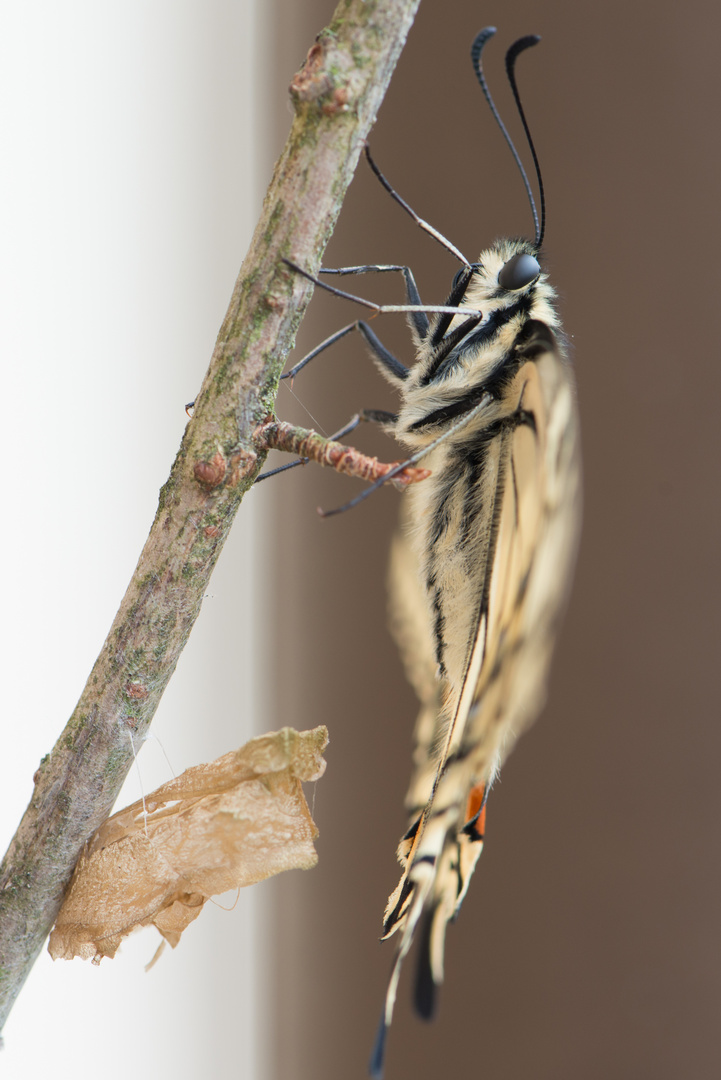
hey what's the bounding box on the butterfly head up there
[456,238,554,323]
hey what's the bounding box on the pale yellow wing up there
[374,324,581,1067]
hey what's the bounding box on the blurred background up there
[1,1,720,1078]
[0,2,270,1076]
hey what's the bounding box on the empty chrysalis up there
[281,26,581,1078]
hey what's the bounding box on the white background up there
[0,3,272,1076]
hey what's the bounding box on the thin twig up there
[254,419,430,489]
[0,0,421,1032]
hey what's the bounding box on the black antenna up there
[505,35,546,249]
[470,27,544,249]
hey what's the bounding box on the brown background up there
[265,2,721,1078]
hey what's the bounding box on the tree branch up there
[0,0,421,1032]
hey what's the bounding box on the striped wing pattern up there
[372,240,581,1071]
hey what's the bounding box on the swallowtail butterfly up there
[283,25,581,1078]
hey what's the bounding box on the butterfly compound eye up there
[498,252,540,290]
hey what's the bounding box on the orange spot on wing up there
[465,783,487,832]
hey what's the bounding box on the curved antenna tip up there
[470,27,541,246]
[504,33,546,248]
[470,26,496,58]
[506,33,542,58]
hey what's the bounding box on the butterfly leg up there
[329,409,398,439]
[283,259,481,333]
[283,319,408,382]
[188,268,423,411]
[320,264,429,340]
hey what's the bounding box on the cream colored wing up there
[373,324,581,1069]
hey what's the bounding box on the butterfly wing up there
[373,322,581,1071]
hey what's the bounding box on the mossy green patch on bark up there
[157,473,178,514]
[328,0,359,34]
[103,742,132,788]
[125,646,148,669]
[150,610,178,662]
[63,712,88,750]
[263,200,285,247]
[350,40,371,68]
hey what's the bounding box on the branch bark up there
[0,0,421,1032]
